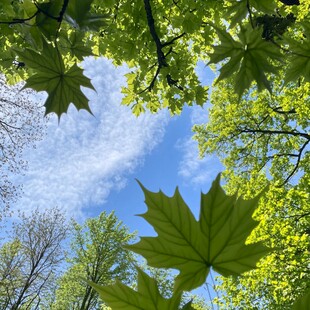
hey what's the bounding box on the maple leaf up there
[284,23,310,83]
[89,267,185,310]
[15,41,95,117]
[35,0,63,40]
[293,289,310,310]
[65,0,108,31]
[208,25,283,96]
[224,0,276,27]
[128,175,270,292]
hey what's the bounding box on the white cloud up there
[13,57,168,218]
[177,105,221,186]
[177,136,220,186]
[176,60,222,186]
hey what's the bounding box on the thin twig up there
[246,0,254,29]
[0,11,39,25]
[279,139,310,186]
[239,128,310,140]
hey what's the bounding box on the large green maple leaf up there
[208,25,282,96]
[293,289,310,310]
[15,41,94,116]
[90,267,189,310]
[128,175,270,292]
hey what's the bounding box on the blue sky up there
[10,57,222,302]
[12,57,222,228]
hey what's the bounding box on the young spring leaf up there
[128,175,270,292]
[15,41,94,117]
[89,267,182,310]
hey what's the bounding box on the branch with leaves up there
[142,0,185,92]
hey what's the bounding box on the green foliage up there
[0,208,68,310]
[136,264,210,309]
[65,0,107,31]
[255,13,296,40]
[208,25,282,95]
[0,239,23,307]
[0,77,44,214]
[0,0,308,116]
[52,211,136,310]
[0,0,309,308]
[90,176,269,309]
[91,267,183,310]
[293,289,310,310]
[284,22,310,83]
[194,79,310,187]
[194,76,310,308]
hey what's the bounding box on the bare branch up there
[0,11,39,25]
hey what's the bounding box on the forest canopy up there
[0,0,309,309]
[0,0,308,116]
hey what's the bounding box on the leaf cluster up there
[0,0,308,117]
[0,77,45,214]
[51,211,136,310]
[193,76,310,308]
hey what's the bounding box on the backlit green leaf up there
[284,24,310,83]
[15,41,94,117]
[208,25,283,96]
[35,0,63,40]
[90,267,181,310]
[293,289,310,310]
[65,0,107,31]
[128,175,270,292]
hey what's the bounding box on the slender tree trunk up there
[79,285,93,310]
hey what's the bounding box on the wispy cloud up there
[13,58,168,218]
[176,131,221,187]
[176,77,222,187]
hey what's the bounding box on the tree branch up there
[143,0,167,68]
[57,0,70,23]
[239,128,310,140]
[162,32,186,47]
[0,11,39,25]
[279,139,310,186]
[143,0,185,91]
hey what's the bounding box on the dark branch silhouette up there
[142,0,185,92]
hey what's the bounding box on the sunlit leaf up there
[293,289,310,310]
[128,175,270,292]
[208,25,283,96]
[15,41,94,117]
[90,267,181,310]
